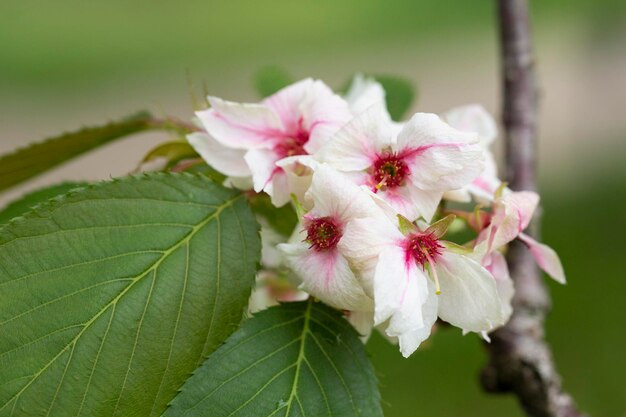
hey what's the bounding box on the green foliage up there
[249,193,298,237]
[0,173,261,417]
[142,141,199,168]
[165,300,383,417]
[0,182,85,225]
[0,112,188,193]
[254,66,295,98]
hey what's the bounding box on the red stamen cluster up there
[372,152,409,190]
[305,216,342,251]
[404,232,444,268]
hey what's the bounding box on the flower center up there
[372,152,409,191]
[275,132,309,157]
[305,216,342,251]
[404,232,444,269]
[275,118,310,158]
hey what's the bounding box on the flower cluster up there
[188,76,565,357]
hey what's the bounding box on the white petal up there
[339,217,401,271]
[374,247,429,335]
[306,164,385,223]
[398,113,484,191]
[442,104,497,146]
[396,279,438,357]
[344,74,389,117]
[266,170,291,207]
[244,148,280,193]
[435,252,505,332]
[199,97,283,149]
[485,251,514,321]
[315,104,395,171]
[279,243,373,311]
[378,186,442,222]
[187,132,251,177]
[299,80,352,153]
[519,233,566,284]
[346,310,375,342]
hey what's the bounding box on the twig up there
[480,1,586,416]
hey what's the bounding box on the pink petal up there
[198,97,283,149]
[519,233,566,284]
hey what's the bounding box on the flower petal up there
[435,252,505,332]
[346,310,375,342]
[398,113,484,191]
[374,247,429,336]
[199,97,283,149]
[488,191,539,250]
[344,74,388,116]
[187,132,251,177]
[519,233,566,284]
[263,78,314,134]
[306,164,386,224]
[315,104,395,171]
[394,279,438,357]
[299,80,352,153]
[442,104,497,146]
[484,251,514,321]
[379,185,443,222]
[279,243,373,311]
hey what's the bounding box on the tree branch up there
[481,1,586,416]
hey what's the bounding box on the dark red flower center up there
[404,232,444,268]
[305,216,342,251]
[372,152,409,190]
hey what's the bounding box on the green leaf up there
[249,193,298,237]
[0,173,261,417]
[165,300,383,417]
[254,66,295,98]
[0,111,179,193]
[0,182,85,225]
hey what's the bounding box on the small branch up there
[481,1,586,416]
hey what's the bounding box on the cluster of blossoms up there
[188,76,565,357]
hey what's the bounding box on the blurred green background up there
[1,1,625,416]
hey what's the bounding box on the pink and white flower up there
[473,190,566,284]
[188,79,352,206]
[314,105,485,222]
[341,214,505,357]
[278,165,387,312]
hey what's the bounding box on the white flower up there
[278,164,387,312]
[188,79,352,206]
[442,104,502,204]
[341,213,504,357]
[314,104,485,222]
